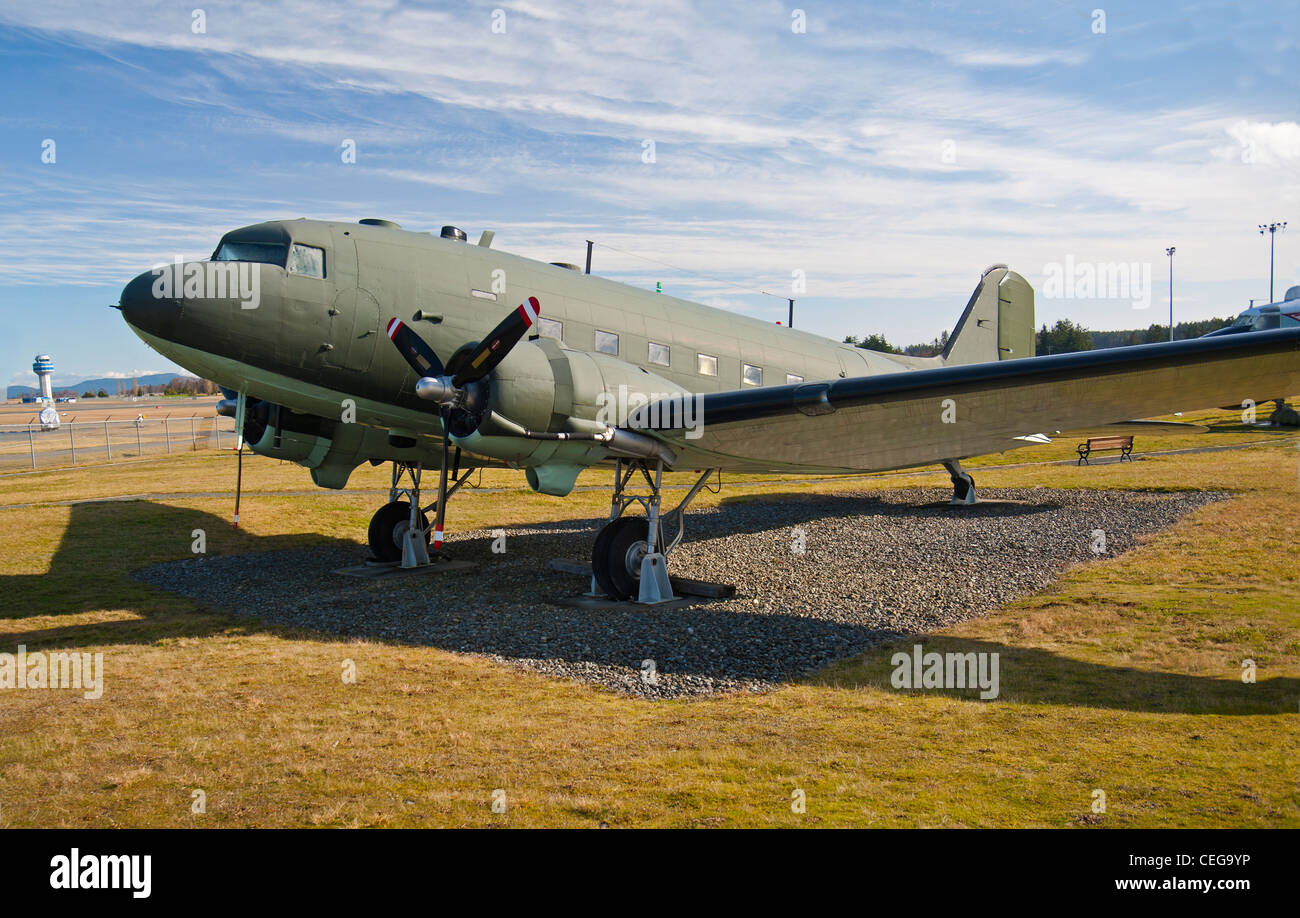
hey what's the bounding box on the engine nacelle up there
[468,338,689,437]
[449,338,691,495]
[227,399,448,489]
[239,401,329,462]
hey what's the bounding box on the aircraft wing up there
[630,328,1300,474]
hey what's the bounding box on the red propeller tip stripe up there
[517,296,540,327]
[386,318,403,339]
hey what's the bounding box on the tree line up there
[64,377,222,398]
[846,317,1235,357]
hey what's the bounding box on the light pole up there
[1165,246,1175,341]
[1259,222,1287,303]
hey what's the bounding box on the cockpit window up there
[287,243,325,278]
[213,241,288,266]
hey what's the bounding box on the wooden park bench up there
[1077,435,1134,465]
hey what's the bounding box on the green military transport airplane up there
[118,218,1300,602]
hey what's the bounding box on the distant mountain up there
[8,372,194,399]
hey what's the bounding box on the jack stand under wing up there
[942,458,978,505]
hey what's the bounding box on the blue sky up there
[2,0,1297,388]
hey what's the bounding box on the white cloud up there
[1221,120,1300,165]
[0,0,1296,344]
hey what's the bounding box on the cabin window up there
[742,363,763,386]
[212,241,287,267]
[648,342,670,366]
[594,329,619,355]
[786,373,804,384]
[537,317,563,340]
[696,353,718,376]
[287,243,325,278]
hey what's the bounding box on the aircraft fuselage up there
[119,218,930,488]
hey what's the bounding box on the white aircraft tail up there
[942,265,1035,366]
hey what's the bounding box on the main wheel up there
[367,500,429,562]
[592,516,649,601]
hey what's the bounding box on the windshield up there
[213,241,288,266]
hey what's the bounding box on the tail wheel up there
[368,500,429,562]
[592,516,649,601]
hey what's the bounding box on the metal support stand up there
[942,458,978,505]
[637,459,673,604]
[390,462,431,569]
[388,450,474,569]
[590,460,718,603]
[233,392,246,528]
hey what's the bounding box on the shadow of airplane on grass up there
[0,499,356,648]
[809,635,1298,716]
[5,494,1294,714]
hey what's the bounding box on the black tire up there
[592,516,649,601]
[367,500,429,562]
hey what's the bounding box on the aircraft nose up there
[119,268,182,339]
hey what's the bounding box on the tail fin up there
[942,265,1034,366]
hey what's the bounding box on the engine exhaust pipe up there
[488,412,677,466]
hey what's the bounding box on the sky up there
[1,0,1297,388]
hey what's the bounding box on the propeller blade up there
[386,317,445,377]
[451,296,540,386]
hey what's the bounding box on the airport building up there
[24,354,56,403]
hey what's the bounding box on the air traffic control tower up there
[33,354,54,402]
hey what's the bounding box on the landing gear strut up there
[942,458,978,505]
[590,459,717,603]
[367,448,474,566]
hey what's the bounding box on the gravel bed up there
[133,487,1225,699]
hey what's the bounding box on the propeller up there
[386,297,540,553]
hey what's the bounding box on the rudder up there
[942,265,1035,366]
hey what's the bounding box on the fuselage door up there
[321,229,379,372]
[327,287,380,372]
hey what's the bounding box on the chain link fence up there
[0,416,238,471]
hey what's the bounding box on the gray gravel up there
[133,487,1225,699]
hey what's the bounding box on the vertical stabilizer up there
[942,266,1035,366]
